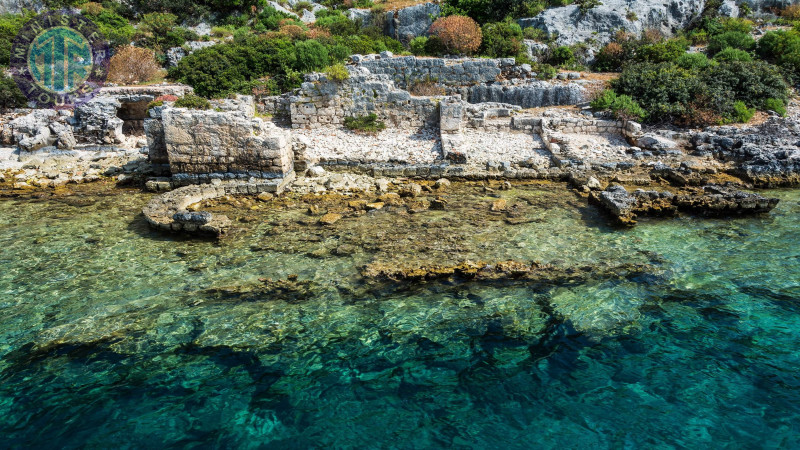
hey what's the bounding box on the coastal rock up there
[319,213,342,225]
[591,184,779,225]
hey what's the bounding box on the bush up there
[535,63,557,79]
[675,52,714,71]
[0,74,25,110]
[590,89,617,110]
[424,35,447,56]
[137,12,178,51]
[324,63,349,81]
[410,36,428,56]
[731,100,755,123]
[429,15,482,55]
[637,37,688,63]
[756,30,800,84]
[763,98,787,117]
[590,89,646,121]
[481,20,523,58]
[612,62,702,122]
[703,60,789,109]
[549,45,575,66]
[107,46,164,84]
[81,5,136,48]
[713,47,752,62]
[294,40,330,72]
[707,31,755,55]
[174,93,211,109]
[344,113,386,133]
[0,11,36,66]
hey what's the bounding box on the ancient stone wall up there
[354,55,588,109]
[161,108,293,176]
[289,70,454,130]
[357,56,508,89]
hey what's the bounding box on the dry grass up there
[408,79,445,96]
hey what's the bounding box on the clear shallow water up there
[0,187,798,448]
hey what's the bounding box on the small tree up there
[107,46,164,85]
[428,15,482,56]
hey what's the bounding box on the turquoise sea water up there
[0,186,798,448]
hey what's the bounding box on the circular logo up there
[10,10,109,109]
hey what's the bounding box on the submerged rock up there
[591,184,779,225]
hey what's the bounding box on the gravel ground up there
[296,127,442,164]
[460,129,552,166]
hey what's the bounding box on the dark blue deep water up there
[0,187,798,448]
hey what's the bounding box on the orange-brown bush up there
[280,24,306,39]
[307,28,331,40]
[107,46,164,85]
[428,15,482,55]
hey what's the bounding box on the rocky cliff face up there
[0,0,41,15]
[519,0,800,47]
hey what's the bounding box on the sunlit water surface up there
[0,187,798,448]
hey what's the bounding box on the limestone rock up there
[491,198,507,212]
[74,96,124,145]
[319,213,342,225]
[385,2,441,44]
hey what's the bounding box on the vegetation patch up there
[344,114,387,133]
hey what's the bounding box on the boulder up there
[518,1,705,47]
[385,2,441,44]
[636,134,681,152]
[74,96,124,145]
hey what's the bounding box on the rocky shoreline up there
[1,61,798,237]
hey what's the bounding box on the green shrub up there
[549,45,575,66]
[0,11,36,66]
[731,100,755,123]
[174,93,211,109]
[590,89,617,110]
[480,20,523,58]
[424,35,447,56]
[410,36,428,56]
[0,74,26,110]
[703,60,789,109]
[707,31,755,55]
[713,47,752,62]
[147,100,164,110]
[535,63,557,79]
[137,12,178,51]
[344,113,386,133]
[81,6,136,48]
[756,30,800,84]
[294,39,330,72]
[324,63,349,81]
[590,89,646,121]
[763,98,787,117]
[612,62,702,122]
[675,52,714,71]
[637,37,689,63]
[611,94,647,121]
